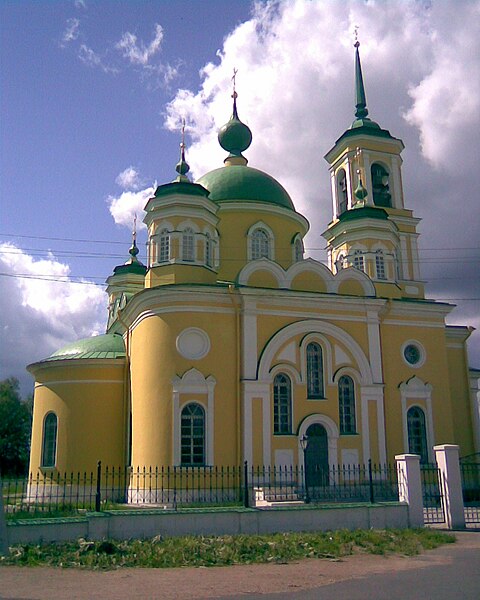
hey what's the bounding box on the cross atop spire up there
[231,67,239,118]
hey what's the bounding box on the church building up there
[27,44,478,482]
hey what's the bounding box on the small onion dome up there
[218,93,252,164]
[354,177,368,205]
[113,235,147,276]
[174,141,190,183]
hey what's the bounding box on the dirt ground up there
[0,531,478,600]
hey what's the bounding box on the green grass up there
[0,529,455,570]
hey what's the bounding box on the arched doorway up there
[305,423,329,487]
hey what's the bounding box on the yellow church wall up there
[216,209,307,281]
[446,344,475,456]
[290,272,328,293]
[337,279,368,297]
[252,398,264,465]
[145,264,217,288]
[129,304,239,468]
[28,361,125,475]
[247,270,280,289]
[380,322,456,460]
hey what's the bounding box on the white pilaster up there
[366,310,383,384]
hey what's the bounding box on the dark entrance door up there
[305,423,329,487]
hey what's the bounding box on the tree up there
[0,378,32,476]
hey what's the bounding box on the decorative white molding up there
[172,368,216,466]
[284,258,335,290]
[331,267,376,296]
[297,414,339,470]
[277,341,297,364]
[176,327,211,360]
[258,319,373,385]
[401,339,426,369]
[334,345,351,367]
[366,310,383,383]
[399,376,434,461]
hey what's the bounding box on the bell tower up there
[322,41,424,299]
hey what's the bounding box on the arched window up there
[159,229,170,263]
[41,412,58,467]
[273,373,292,434]
[182,227,195,262]
[337,169,348,214]
[306,342,324,399]
[251,229,270,260]
[371,163,392,207]
[407,406,428,463]
[353,250,365,272]
[338,375,356,434]
[205,233,213,267]
[181,403,205,465]
[294,237,303,262]
[375,250,386,280]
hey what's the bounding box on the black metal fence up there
[460,453,480,525]
[1,460,399,518]
[421,463,445,524]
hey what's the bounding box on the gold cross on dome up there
[232,67,238,99]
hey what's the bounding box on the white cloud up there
[74,0,87,9]
[62,18,80,45]
[165,0,480,365]
[108,186,155,229]
[0,243,106,395]
[116,23,164,65]
[78,44,119,74]
[116,166,143,190]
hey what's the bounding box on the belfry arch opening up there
[371,163,391,207]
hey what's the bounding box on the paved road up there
[215,532,480,599]
[0,531,478,599]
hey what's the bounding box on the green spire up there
[354,41,368,120]
[351,40,380,130]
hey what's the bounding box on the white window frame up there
[247,221,275,261]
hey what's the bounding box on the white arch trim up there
[284,258,335,290]
[237,258,285,287]
[258,319,373,385]
[297,413,339,471]
[331,267,376,296]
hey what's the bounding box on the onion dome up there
[113,218,147,276]
[218,90,252,165]
[174,120,191,182]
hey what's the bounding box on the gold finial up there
[133,213,137,244]
[354,25,360,48]
[232,67,238,100]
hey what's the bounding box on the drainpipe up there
[228,284,242,465]
[116,310,131,470]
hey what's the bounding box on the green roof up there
[197,165,294,211]
[339,206,388,222]
[43,334,126,362]
[154,181,209,199]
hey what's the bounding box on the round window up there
[403,344,421,365]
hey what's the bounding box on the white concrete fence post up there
[434,444,466,530]
[0,475,10,556]
[395,454,424,527]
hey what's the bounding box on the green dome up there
[197,165,295,211]
[44,334,126,362]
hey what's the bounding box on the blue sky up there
[1,1,479,394]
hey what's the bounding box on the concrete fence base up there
[6,503,409,546]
